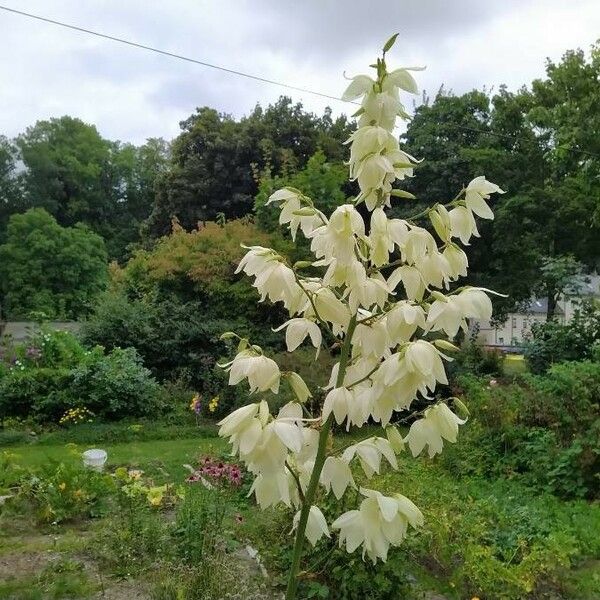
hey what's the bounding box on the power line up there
[0,4,352,105]
[1,4,598,160]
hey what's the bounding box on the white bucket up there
[82,449,107,471]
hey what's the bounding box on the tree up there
[400,50,600,319]
[144,98,354,238]
[0,135,25,241]
[108,137,170,259]
[0,208,108,319]
[17,116,114,230]
[536,255,585,320]
[15,116,169,260]
[254,150,348,233]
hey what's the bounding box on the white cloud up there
[0,0,598,144]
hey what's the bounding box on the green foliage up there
[69,347,164,420]
[172,483,228,565]
[445,361,600,498]
[0,367,72,420]
[525,299,600,372]
[82,219,289,393]
[252,458,600,600]
[0,329,163,422]
[14,116,169,260]
[2,419,217,447]
[144,98,354,237]
[447,341,503,380]
[0,208,108,319]
[401,46,600,318]
[96,477,235,597]
[16,116,112,228]
[12,458,116,523]
[0,135,24,242]
[254,150,348,233]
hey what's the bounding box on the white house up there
[472,274,600,350]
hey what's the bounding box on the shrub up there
[254,150,348,235]
[445,361,600,498]
[525,299,600,373]
[82,219,291,393]
[70,347,163,420]
[0,330,163,422]
[447,341,503,381]
[13,459,116,523]
[0,208,108,319]
[251,461,600,600]
[0,367,72,420]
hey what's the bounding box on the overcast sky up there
[1,0,599,145]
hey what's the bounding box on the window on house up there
[512,316,517,327]
[498,337,504,344]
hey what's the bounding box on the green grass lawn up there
[5,435,227,481]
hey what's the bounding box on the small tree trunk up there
[546,289,557,321]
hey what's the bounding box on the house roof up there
[522,297,564,315]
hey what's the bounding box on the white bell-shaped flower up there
[426,295,468,338]
[249,470,298,509]
[347,273,390,313]
[417,250,452,289]
[401,226,437,265]
[405,403,466,458]
[322,386,369,429]
[293,506,330,546]
[274,318,322,357]
[266,188,326,241]
[353,318,390,359]
[332,488,423,563]
[224,350,281,394]
[443,244,468,279]
[402,340,449,386]
[342,437,397,478]
[386,301,426,343]
[387,265,426,301]
[310,204,365,265]
[368,207,395,267]
[320,456,356,499]
[236,245,279,277]
[449,206,479,245]
[455,287,493,321]
[465,176,504,219]
[342,74,375,101]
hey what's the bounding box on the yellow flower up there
[147,485,167,506]
[58,482,66,491]
[208,396,219,412]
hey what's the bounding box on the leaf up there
[383,33,399,54]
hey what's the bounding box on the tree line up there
[0,45,598,320]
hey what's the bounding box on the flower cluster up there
[189,393,202,414]
[59,406,94,426]
[216,37,504,578]
[115,466,172,507]
[25,346,42,360]
[186,456,243,487]
[208,396,219,413]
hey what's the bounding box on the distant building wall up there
[0,321,81,343]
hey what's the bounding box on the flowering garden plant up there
[217,35,504,598]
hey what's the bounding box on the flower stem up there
[285,314,357,600]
